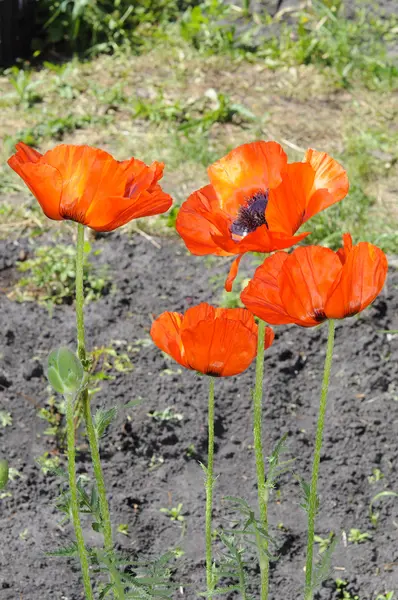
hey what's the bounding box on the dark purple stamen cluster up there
[313,308,327,322]
[230,191,269,237]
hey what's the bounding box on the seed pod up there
[47,347,84,395]
[0,459,9,490]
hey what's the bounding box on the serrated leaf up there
[124,397,144,408]
[99,583,114,599]
[310,534,338,592]
[295,474,319,515]
[94,406,118,439]
[46,543,78,557]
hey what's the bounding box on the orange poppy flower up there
[176,141,349,290]
[241,234,388,327]
[150,302,274,377]
[8,143,172,231]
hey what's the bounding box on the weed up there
[180,0,235,54]
[37,0,191,54]
[258,1,398,90]
[0,200,46,239]
[37,452,61,475]
[0,411,12,428]
[13,243,110,307]
[5,114,111,151]
[368,468,384,484]
[4,66,43,108]
[89,342,134,379]
[335,579,360,600]
[160,503,185,523]
[369,490,398,527]
[148,407,184,423]
[305,181,398,254]
[43,61,82,100]
[38,395,66,441]
[117,523,129,536]
[149,454,165,471]
[347,528,372,544]
[375,593,394,600]
[8,467,23,482]
[185,444,196,458]
[314,531,335,554]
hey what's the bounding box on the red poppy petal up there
[303,149,349,222]
[278,246,343,326]
[225,255,244,292]
[42,145,130,219]
[150,311,188,368]
[181,303,216,331]
[176,186,233,256]
[7,159,63,220]
[238,227,310,253]
[86,188,172,232]
[266,162,315,234]
[325,242,388,319]
[13,142,42,164]
[241,252,293,324]
[336,232,353,264]
[208,141,288,216]
[181,315,257,376]
[264,326,275,349]
[214,307,257,331]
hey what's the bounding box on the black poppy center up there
[230,191,269,237]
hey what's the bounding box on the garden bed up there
[0,230,397,599]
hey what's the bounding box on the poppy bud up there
[47,347,84,395]
[0,459,9,490]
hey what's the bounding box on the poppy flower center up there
[230,191,268,237]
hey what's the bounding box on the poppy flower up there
[241,233,388,327]
[7,143,172,231]
[150,302,274,377]
[176,141,349,290]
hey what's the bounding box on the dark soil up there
[0,230,397,600]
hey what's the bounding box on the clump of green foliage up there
[14,242,110,306]
[36,0,195,54]
[268,0,398,90]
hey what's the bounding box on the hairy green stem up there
[75,223,113,553]
[205,376,215,595]
[304,319,336,600]
[65,392,94,600]
[253,319,269,600]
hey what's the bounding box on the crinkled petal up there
[303,149,349,222]
[225,255,244,292]
[176,185,233,256]
[208,141,288,216]
[150,312,188,368]
[278,246,343,326]
[241,252,293,324]
[7,159,63,220]
[181,313,258,376]
[266,162,315,235]
[325,242,388,319]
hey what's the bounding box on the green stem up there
[205,377,215,595]
[65,392,94,600]
[75,223,113,554]
[304,319,336,600]
[253,319,269,600]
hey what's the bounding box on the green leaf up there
[310,535,338,592]
[46,543,78,557]
[0,460,9,489]
[94,407,118,439]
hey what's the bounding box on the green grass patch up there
[12,243,110,307]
